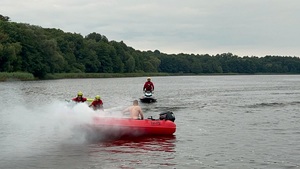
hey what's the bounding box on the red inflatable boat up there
[83,111,176,140]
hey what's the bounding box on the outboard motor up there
[159,111,175,122]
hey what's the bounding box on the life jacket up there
[144,82,154,91]
[73,97,87,102]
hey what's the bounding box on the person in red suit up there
[89,95,103,110]
[143,77,154,92]
[72,91,87,102]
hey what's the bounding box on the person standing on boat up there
[143,77,154,92]
[122,100,144,120]
[72,91,87,102]
[89,95,103,110]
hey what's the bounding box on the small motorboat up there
[140,91,157,103]
[82,111,176,140]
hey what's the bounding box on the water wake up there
[0,100,112,161]
[246,101,300,108]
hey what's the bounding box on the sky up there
[1,0,300,57]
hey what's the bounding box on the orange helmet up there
[77,91,83,96]
[95,95,101,100]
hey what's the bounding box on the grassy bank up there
[0,72,35,81]
[2,72,297,82]
[0,72,171,82]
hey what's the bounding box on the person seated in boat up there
[72,91,87,103]
[143,77,154,92]
[122,100,144,120]
[89,95,103,110]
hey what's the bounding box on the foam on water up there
[0,96,130,163]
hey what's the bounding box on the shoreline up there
[1,72,299,82]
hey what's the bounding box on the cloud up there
[1,0,300,56]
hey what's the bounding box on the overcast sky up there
[1,0,300,57]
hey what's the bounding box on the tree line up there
[1,14,300,79]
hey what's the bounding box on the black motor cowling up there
[159,111,175,122]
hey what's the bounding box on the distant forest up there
[1,14,300,79]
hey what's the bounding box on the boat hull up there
[139,97,157,103]
[83,116,176,140]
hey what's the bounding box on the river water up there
[0,75,299,169]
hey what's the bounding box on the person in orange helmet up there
[89,95,103,110]
[72,91,87,103]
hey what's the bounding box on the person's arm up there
[89,101,94,107]
[139,108,144,120]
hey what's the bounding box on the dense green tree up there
[124,54,135,73]
[109,46,124,73]
[1,16,300,79]
[0,14,9,21]
[0,42,22,72]
[97,42,113,73]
